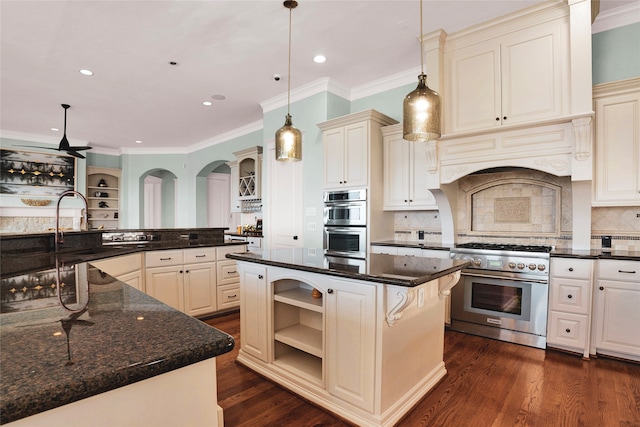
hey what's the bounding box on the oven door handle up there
[462,271,548,285]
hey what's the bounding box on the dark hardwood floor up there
[204,311,640,427]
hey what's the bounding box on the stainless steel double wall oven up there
[323,189,367,260]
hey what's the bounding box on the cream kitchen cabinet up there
[444,17,567,134]
[145,248,217,317]
[216,245,244,311]
[593,259,640,362]
[226,160,241,212]
[382,124,437,210]
[592,78,640,206]
[547,257,594,358]
[318,110,397,190]
[90,253,143,291]
[238,263,269,362]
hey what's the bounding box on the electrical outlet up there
[417,288,425,308]
[308,222,316,231]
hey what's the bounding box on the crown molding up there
[351,67,420,101]
[592,2,640,34]
[187,119,264,152]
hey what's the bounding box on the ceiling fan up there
[18,104,93,159]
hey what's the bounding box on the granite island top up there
[0,261,235,424]
[226,248,470,287]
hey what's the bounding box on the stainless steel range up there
[449,243,552,349]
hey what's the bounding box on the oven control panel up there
[451,251,549,276]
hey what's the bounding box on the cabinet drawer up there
[218,285,240,310]
[547,311,588,350]
[550,278,590,314]
[598,260,640,282]
[550,258,593,280]
[217,260,240,285]
[370,245,398,255]
[216,244,247,261]
[145,250,184,268]
[183,247,216,264]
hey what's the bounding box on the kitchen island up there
[0,260,234,426]
[226,248,469,427]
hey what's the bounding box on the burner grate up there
[456,243,552,253]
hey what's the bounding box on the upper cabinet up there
[444,13,568,134]
[86,166,120,230]
[318,110,397,190]
[592,78,640,206]
[382,123,437,210]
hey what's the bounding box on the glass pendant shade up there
[275,114,302,161]
[403,73,441,142]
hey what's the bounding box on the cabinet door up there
[593,90,640,205]
[326,278,376,412]
[323,127,346,188]
[183,262,217,317]
[145,266,184,311]
[594,279,640,357]
[239,263,269,362]
[383,136,410,209]
[445,40,501,133]
[228,161,241,212]
[343,122,369,188]
[500,24,563,126]
[117,270,143,291]
[410,140,437,209]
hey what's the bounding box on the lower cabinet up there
[547,257,594,358]
[238,263,269,362]
[144,246,245,317]
[90,253,144,291]
[593,260,640,361]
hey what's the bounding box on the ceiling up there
[0,0,634,153]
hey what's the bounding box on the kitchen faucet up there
[55,190,88,252]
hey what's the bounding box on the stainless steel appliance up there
[449,243,552,349]
[323,189,366,227]
[323,189,367,258]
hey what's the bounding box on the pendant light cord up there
[420,0,424,74]
[287,5,292,116]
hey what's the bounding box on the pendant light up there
[403,0,441,142]
[275,0,302,162]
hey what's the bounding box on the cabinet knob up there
[568,267,574,272]
[293,235,298,240]
[404,199,408,202]
[565,328,571,333]
[185,270,189,274]
[567,294,573,299]
[327,289,334,294]
[503,116,507,120]
[495,117,500,121]
[599,286,604,291]
[258,275,264,279]
[179,270,183,274]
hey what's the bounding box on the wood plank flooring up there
[204,311,640,427]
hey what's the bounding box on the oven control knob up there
[528,263,537,270]
[537,264,546,271]
[472,258,482,267]
[508,262,517,269]
[517,263,525,269]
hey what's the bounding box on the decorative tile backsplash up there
[393,169,640,250]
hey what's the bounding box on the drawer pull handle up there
[567,294,573,299]
[565,328,571,333]
[195,255,206,258]
[160,257,172,261]
[568,267,574,272]
[228,270,236,274]
[228,294,237,299]
[618,270,636,274]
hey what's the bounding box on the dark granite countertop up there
[550,248,640,261]
[0,262,235,424]
[371,240,454,251]
[226,248,469,287]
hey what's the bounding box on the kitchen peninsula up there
[227,248,469,427]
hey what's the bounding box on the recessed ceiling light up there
[51,127,59,132]
[135,140,142,144]
[211,94,226,101]
[313,55,326,63]
[79,69,94,76]
[202,101,213,106]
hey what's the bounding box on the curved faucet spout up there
[55,190,88,252]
